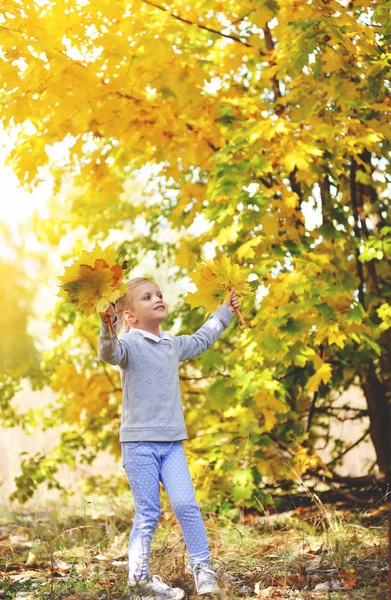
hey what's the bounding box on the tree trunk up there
[360,366,391,479]
[350,153,391,481]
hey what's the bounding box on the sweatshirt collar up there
[129,328,171,343]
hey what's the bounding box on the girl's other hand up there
[99,303,116,323]
[225,287,240,313]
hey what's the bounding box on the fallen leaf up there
[9,570,47,582]
[314,579,342,590]
[26,551,36,566]
[9,534,32,547]
[254,582,273,597]
[54,559,71,573]
[75,563,88,574]
[306,544,324,555]
[340,567,358,589]
[239,584,253,595]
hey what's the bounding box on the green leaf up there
[361,334,382,356]
[231,484,253,502]
[347,304,364,322]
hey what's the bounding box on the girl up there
[98,277,239,599]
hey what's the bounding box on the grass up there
[0,493,388,600]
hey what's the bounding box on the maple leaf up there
[184,255,250,328]
[305,362,333,393]
[57,243,128,317]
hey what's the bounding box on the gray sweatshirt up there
[98,304,235,442]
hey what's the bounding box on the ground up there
[0,496,388,599]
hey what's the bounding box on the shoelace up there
[193,563,217,587]
[150,575,172,592]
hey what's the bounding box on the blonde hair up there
[115,277,155,334]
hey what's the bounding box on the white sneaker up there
[186,561,221,595]
[128,575,186,600]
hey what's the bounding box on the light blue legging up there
[122,440,211,582]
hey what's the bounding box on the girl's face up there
[124,281,168,327]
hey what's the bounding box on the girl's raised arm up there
[174,304,234,362]
[98,313,131,368]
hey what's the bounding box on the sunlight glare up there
[0,161,52,230]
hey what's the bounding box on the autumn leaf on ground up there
[339,567,359,589]
[57,243,128,317]
[184,255,250,328]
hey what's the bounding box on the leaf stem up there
[228,286,248,330]
[107,310,123,348]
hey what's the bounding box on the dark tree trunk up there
[360,366,391,478]
[351,151,391,482]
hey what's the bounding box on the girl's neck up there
[132,324,161,337]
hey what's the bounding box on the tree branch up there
[319,172,334,228]
[263,22,281,104]
[315,406,369,421]
[350,157,366,307]
[140,0,261,51]
[306,344,325,434]
[356,149,381,294]
[328,428,370,467]
[179,373,230,380]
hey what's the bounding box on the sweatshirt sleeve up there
[174,304,235,362]
[98,316,131,369]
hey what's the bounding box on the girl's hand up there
[99,303,116,324]
[225,287,240,313]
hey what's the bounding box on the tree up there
[1,0,390,506]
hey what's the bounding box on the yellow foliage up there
[252,6,275,28]
[175,237,198,270]
[51,362,115,422]
[57,243,128,316]
[254,386,288,432]
[305,362,333,393]
[236,236,263,260]
[262,409,277,432]
[281,190,300,209]
[216,222,241,245]
[377,303,391,332]
[327,327,347,349]
[2,0,388,509]
[184,255,250,313]
[261,214,279,236]
[289,447,327,478]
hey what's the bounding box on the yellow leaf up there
[261,214,279,236]
[262,409,277,432]
[176,238,197,270]
[305,363,332,393]
[57,243,128,316]
[254,391,288,412]
[282,191,300,208]
[328,329,347,348]
[283,151,310,172]
[216,222,241,245]
[184,287,227,313]
[236,236,263,260]
[312,353,324,371]
[290,447,325,476]
[184,255,250,313]
[322,49,347,73]
[252,6,275,28]
[254,387,288,432]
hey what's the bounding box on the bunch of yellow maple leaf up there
[184,255,250,329]
[57,243,128,343]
